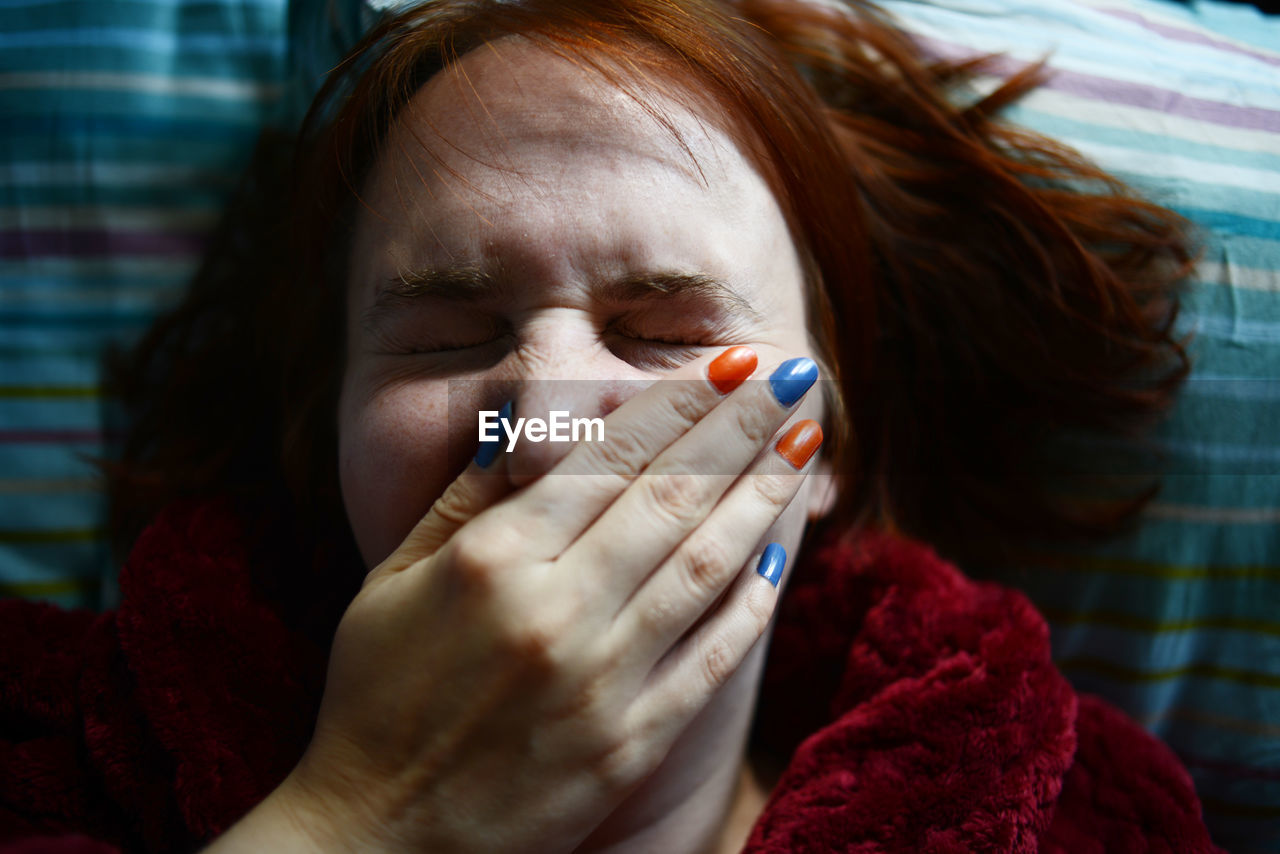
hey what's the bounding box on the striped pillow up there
[882,0,1280,847]
[0,0,295,606]
[0,0,365,609]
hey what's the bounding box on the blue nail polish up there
[755,543,787,588]
[475,399,512,468]
[768,358,818,407]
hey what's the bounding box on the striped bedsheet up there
[881,0,1280,849]
[0,0,367,608]
[0,0,297,606]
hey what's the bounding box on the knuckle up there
[588,737,656,793]
[678,536,734,600]
[554,674,607,722]
[642,473,706,527]
[742,587,775,637]
[634,595,679,637]
[498,592,583,671]
[699,633,740,690]
[666,384,709,428]
[750,471,796,510]
[733,404,775,446]
[429,482,478,530]
[447,530,504,594]
[590,427,649,477]
[499,616,561,674]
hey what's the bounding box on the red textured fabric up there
[747,534,1223,852]
[0,500,1223,853]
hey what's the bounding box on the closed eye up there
[603,324,722,370]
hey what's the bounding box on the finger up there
[565,360,818,610]
[629,543,783,741]
[487,345,760,559]
[373,402,518,575]
[612,420,820,666]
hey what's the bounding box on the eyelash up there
[609,337,708,370]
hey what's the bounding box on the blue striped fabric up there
[0,0,298,607]
[881,0,1280,849]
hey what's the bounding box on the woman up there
[0,0,1219,851]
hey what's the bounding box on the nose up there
[502,331,651,486]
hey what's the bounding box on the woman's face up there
[338,38,829,567]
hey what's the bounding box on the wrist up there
[203,764,385,854]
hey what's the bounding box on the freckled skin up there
[335,37,830,852]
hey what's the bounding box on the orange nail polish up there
[776,420,823,469]
[707,346,757,394]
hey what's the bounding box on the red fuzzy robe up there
[0,499,1223,853]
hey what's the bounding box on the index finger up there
[494,345,760,558]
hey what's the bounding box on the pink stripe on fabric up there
[915,34,1280,134]
[0,230,206,259]
[1099,8,1280,70]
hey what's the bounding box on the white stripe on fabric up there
[1055,138,1280,195]
[1145,503,1280,524]
[1195,259,1280,293]
[0,72,283,101]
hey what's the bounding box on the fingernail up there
[707,345,757,394]
[755,543,787,587]
[768,358,818,407]
[475,399,512,468]
[775,420,823,469]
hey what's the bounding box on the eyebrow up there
[365,267,762,325]
[364,266,504,329]
[378,266,505,305]
[598,273,763,323]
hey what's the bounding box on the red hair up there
[106,0,1196,565]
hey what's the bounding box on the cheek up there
[338,381,461,567]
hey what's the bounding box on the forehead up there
[370,36,745,194]
[347,35,803,318]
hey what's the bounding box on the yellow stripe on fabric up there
[0,528,102,544]
[1057,656,1280,690]
[0,478,99,494]
[1143,706,1280,739]
[1040,606,1280,637]
[0,385,98,399]
[0,576,99,598]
